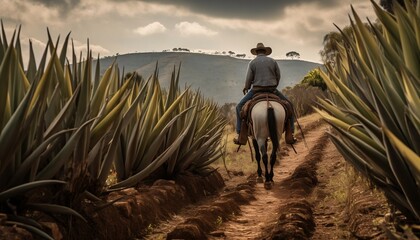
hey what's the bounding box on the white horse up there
[251,101,286,189]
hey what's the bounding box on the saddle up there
[237,92,295,145]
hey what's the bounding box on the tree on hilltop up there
[286,51,300,59]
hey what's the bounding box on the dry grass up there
[213,113,323,178]
[213,125,256,177]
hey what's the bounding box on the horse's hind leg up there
[268,138,279,182]
[252,139,263,181]
[257,140,269,183]
[269,148,277,182]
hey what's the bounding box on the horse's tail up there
[267,106,279,150]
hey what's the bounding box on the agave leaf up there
[329,133,410,215]
[36,118,96,180]
[394,4,420,78]
[120,76,151,129]
[0,21,5,59]
[341,108,383,143]
[59,32,71,66]
[5,221,54,240]
[134,85,160,166]
[315,109,382,149]
[329,122,390,172]
[27,203,87,222]
[110,111,194,189]
[149,88,189,139]
[30,45,57,109]
[90,62,115,116]
[316,98,358,125]
[383,127,420,178]
[0,180,65,201]
[149,106,195,175]
[104,72,132,115]
[93,54,101,93]
[14,25,24,67]
[6,215,43,230]
[166,107,198,175]
[0,75,36,172]
[97,117,124,189]
[9,128,77,187]
[43,84,81,138]
[351,7,382,66]
[52,49,73,99]
[123,117,142,177]
[87,134,107,179]
[26,40,37,81]
[180,129,224,171]
[370,0,400,43]
[405,112,420,154]
[110,76,150,177]
[368,80,407,141]
[367,20,406,95]
[90,92,130,144]
[137,105,195,172]
[1,20,9,50]
[0,36,14,128]
[401,69,420,118]
[74,54,92,126]
[383,130,420,219]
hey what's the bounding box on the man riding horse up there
[233,43,296,145]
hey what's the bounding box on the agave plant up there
[0,26,93,239]
[316,0,420,220]
[1,20,227,238]
[110,66,226,189]
[0,22,157,238]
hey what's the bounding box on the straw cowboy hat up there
[250,42,272,55]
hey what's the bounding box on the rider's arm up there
[245,62,254,90]
[275,61,281,85]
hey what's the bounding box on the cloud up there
[72,40,111,56]
[175,22,217,36]
[134,22,167,36]
[0,0,61,25]
[25,37,47,48]
[27,0,81,14]
[133,0,341,19]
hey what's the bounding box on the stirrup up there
[286,134,297,144]
[233,138,246,145]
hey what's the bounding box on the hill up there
[94,52,322,104]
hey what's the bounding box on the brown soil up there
[143,115,394,240]
[2,114,398,240]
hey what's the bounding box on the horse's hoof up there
[264,181,273,190]
[256,176,264,183]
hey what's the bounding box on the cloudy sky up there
[1,0,378,63]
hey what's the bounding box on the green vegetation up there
[0,24,225,238]
[281,68,327,118]
[316,0,420,222]
[301,68,327,91]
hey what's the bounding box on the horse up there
[250,100,286,189]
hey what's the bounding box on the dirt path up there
[142,113,393,240]
[209,124,328,239]
[143,115,328,239]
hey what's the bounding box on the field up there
[1,1,419,238]
[1,113,395,239]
